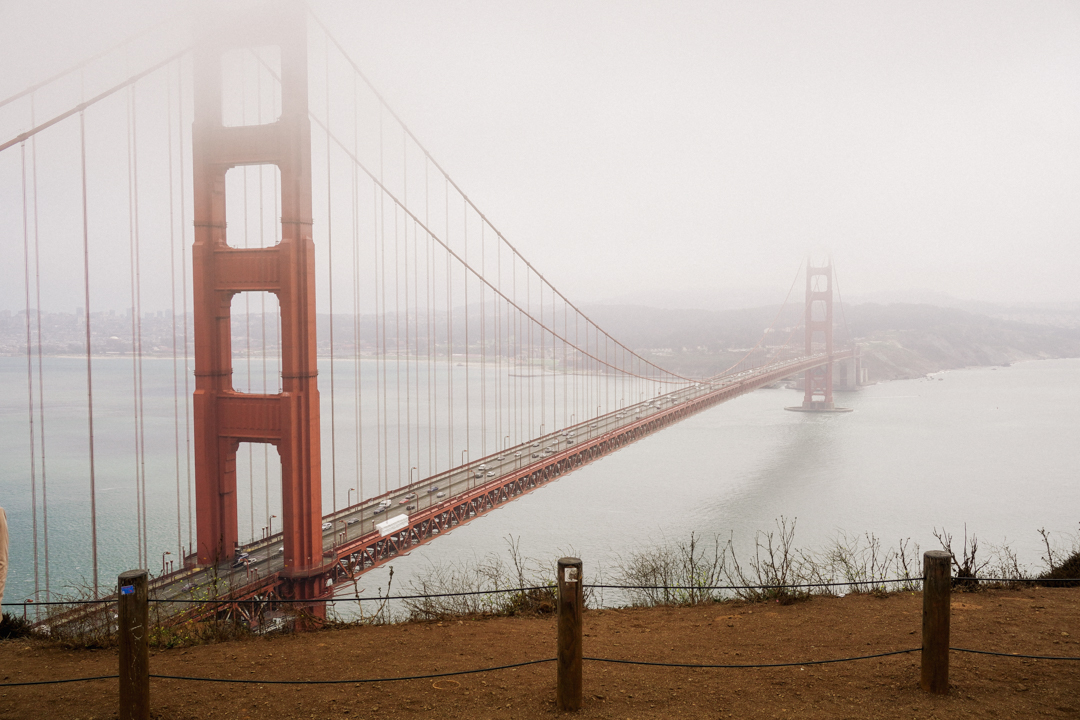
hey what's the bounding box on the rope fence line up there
[6,646,1080,689]
[0,675,119,687]
[950,648,1080,661]
[146,658,556,685]
[2,556,1079,708]
[584,648,922,669]
[6,575,1079,608]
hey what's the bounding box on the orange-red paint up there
[191,5,324,601]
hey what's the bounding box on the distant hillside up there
[846,303,1080,381]
[582,302,1080,381]
[3,301,1077,383]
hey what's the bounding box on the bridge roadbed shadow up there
[1,587,1077,719]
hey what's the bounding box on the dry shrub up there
[1037,523,1080,587]
[403,537,556,621]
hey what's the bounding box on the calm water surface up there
[349,357,1080,602]
[1,356,1077,605]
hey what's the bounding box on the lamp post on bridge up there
[161,551,171,575]
[348,488,355,507]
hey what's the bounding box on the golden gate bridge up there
[1,1,858,617]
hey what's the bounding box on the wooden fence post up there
[118,569,150,720]
[556,557,583,711]
[921,550,952,694]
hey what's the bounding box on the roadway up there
[144,352,842,608]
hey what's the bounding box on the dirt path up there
[2,587,1078,719]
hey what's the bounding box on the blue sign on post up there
[121,584,135,595]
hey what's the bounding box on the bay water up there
[1,355,1077,608]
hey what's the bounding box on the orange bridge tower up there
[190,2,329,601]
[786,258,853,413]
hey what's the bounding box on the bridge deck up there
[139,351,852,612]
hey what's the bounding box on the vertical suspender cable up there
[496,228,501,453]
[177,64,193,556]
[29,99,50,599]
[480,223,486,457]
[377,109,386,494]
[544,286,549,432]
[425,158,434,477]
[167,63,183,559]
[351,74,363,504]
[241,73,254,539]
[131,86,150,569]
[126,86,145,569]
[394,190,401,486]
[412,215,420,477]
[373,182,383,495]
[325,39,337,511]
[20,142,41,604]
[527,268,532,438]
[402,133,411,484]
[412,172,421,479]
[257,55,269,527]
[353,161,362,505]
[79,111,100,597]
[462,198,469,467]
[551,289,556,429]
[445,176,453,470]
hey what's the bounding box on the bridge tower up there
[191,3,328,601]
[786,257,853,413]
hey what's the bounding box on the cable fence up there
[2,554,1079,715]
[7,575,1079,610]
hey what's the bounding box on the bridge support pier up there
[786,258,852,413]
[191,2,327,602]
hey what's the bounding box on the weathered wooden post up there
[556,557,583,711]
[118,569,150,720]
[921,550,952,694]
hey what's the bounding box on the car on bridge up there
[428,485,439,493]
[322,521,333,531]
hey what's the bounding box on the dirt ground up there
[1,587,1078,720]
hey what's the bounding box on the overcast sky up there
[2,0,1078,311]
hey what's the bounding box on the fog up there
[2,0,1078,312]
